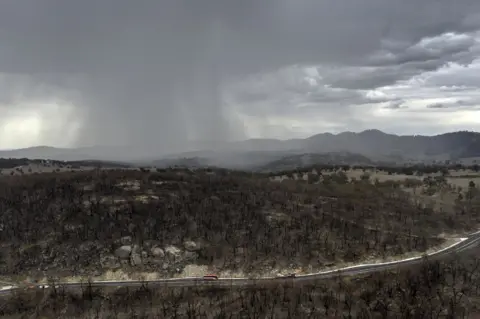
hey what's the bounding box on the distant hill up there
[0,145,156,162]
[0,157,132,170]
[252,129,480,160]
[257,152,375,172]
[0,130,478,165]
[150,150,302,170]
[151,157,212,169]
[0,146,116,162]
[160,130,480,168]
[257,130,479,160]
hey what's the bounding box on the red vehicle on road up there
[203,274,219,280]
[275,273,297,279]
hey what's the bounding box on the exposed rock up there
[165,245,181,257]
[184,251,199,261]
[114,245,132,259]
[132,244,141,254]
[184,241,200,251]
[130,253,142,266]
[151,247,165,258]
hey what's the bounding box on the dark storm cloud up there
[370,33,476,67]
[0,0,479,151]
[227,66,387,121]
[320,66,416,90]
[323,32,478,90]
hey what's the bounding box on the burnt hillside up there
[0,167,474,281]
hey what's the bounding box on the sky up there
[0,0,480,151]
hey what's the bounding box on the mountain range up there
[0,130,479,168]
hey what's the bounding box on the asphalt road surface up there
[2,231,480,296]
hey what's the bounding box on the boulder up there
[151,247,165,258]
[184,241,200,251]
[165,245,181,257]
[130,253,142,266]
[184,251,199,261]
[132,244,141,253]
[114,245,132,259]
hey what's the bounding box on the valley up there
[1,134,480,317]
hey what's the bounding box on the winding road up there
[2,231,480,296]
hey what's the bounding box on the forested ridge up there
[1,163,480,317]
[1,166,478,280]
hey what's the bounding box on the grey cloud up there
[233,91,271,103]
[383,100,407,109]
[320,66,417,90]
[370,33,476,67]
[458,99,480,108]
[0,0,479,150]
[327,32,479,90]
[426,99,480,110]
[228,66,388,121]
[427,102,449,109]
[439,85,479,92]
[423,64,480,88]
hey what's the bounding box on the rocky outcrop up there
[184,241,201,251]
[184,251,199,261]
[130,252,142,266]
[151,247,165,258]
[165,245,181,257]
[114,246,132,259]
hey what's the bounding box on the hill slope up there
[1,130,478,163]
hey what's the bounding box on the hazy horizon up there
[1,128,479,154]
[0,0,479,151]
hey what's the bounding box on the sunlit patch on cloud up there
[0,101,82,149]
[0,114,42,149]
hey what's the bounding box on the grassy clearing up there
[179,264,209,277]
[448,177,480,189]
